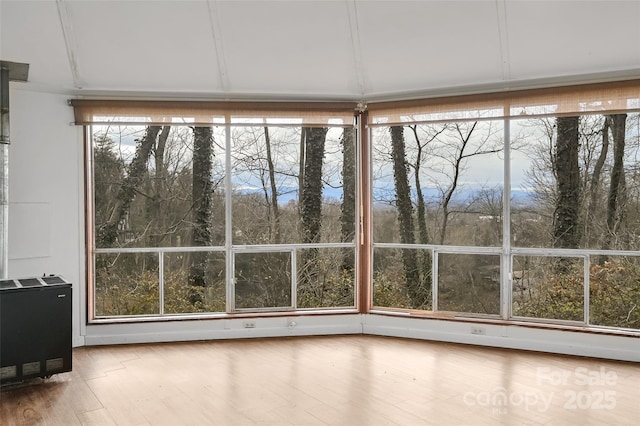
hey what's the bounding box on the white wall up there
[8,86,85,347]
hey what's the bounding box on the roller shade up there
[368,79,640,125]
[70,100,358,127]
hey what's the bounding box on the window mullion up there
[225,122,234,313]
[158,251,164,316]
[502,117,512,321]
[584,255,590,325]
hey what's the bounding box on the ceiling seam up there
[206,0,230,93]
[495,0,511,82]
[346,0,366,100]
[56,0,83,89]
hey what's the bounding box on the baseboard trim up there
[81,313,639,362]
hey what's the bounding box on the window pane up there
[372,121,504,247]
[590,256,640,329]
[437,253,500,315]
[231,126,356,245]
[372,247,432,310]
[511,113,640,250]
[164,252,226,314]
[95,253,159,316]
[234,252,291,309]
[92,125,226,248]
[512,256,584,322]
[297,247,355,309]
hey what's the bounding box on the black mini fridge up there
[0,275,72,384]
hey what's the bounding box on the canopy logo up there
[462,366,618,415]
[463,388,553,414]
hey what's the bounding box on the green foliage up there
[372,248,431,310]
[95,267,160,316]
[298,268,355,309]
[234,252,292,309]
[513,265,584,321]
[164,268,225,314]
[590,260,640,329]
[93,136,124,227]
[513,259,640,328]
[372,271,413,309]
[95,255,225,317]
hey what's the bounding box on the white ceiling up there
[1,0,640,101]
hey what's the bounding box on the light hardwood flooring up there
[1,335,638,425]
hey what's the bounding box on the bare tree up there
[604,113,628,249]
[264,127,281,244]
[587,117,609,226]
[408,124,444,293]
[436,122,502,245]
[97,125,161,247]
[146,126,171,246]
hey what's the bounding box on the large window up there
[371,120,504,314]
[509,112,640,328]
[81,101,358,319]
[367,81,640,331]
[79,82,640,333]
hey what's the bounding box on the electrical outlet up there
[243,320,256,328]
[471,326,486,335]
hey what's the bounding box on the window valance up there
[70,100,358,127]
[367,79,640,125]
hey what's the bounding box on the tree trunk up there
[301,127,327,244]
[391,127,415,247]
[409,126,432,294]
[189,126,214,305]
[97,125,160,247]
[264,127,280,244]
[604,113,627,250]
[390,126,425,307]
[148,125,171,246]
[588,118,609,223]
[298,129,306,217]
[553,116,581,249]
[340,127,356,271]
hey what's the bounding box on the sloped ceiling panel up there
[217,1,360,98]
[355,1,505,97]
[0,0,75,91]
[67,0,222,93]
[1,0,640,100]
[506,1,640,81]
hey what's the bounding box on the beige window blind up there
[368,79,640,125]
[70,100,358,127]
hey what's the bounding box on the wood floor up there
[0,335,638,426]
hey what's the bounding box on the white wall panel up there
[8,202,51,260]
[8,88,84,347]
